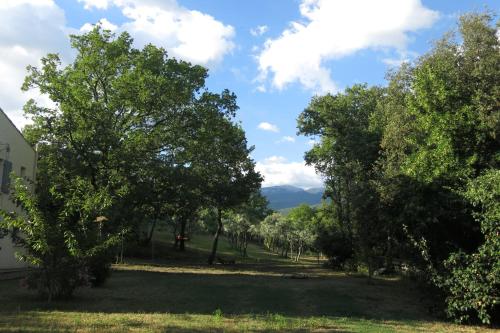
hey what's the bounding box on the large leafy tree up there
[298,84,386,275]
[369,12,499,323]
[391,13,499,324]
[197,110,262,264]
[22,27,208,236]
[7,26,256,295]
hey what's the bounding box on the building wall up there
[0,109,37,269]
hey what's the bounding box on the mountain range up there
[261,185,325,210]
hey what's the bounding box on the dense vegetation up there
[0,11,497,329]
[1,27,261,300]
[294,13,499,324]
[2,235,495,333]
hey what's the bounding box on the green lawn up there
[0,235,494,332]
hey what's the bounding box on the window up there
[1,160,12,194]
[20,166,26,179]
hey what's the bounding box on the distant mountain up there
[261,185,325,210]
[304,187,324,194]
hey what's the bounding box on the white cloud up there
[250,25,268,37]
[79,0,235,67]
[263,156,287,164]
[0,0,71,129]
[257,122,279,133]
[78,0,111,10]
[256,0,439,94]
[80,18,118,32]
[0,0,54,8]
[277,136,296,143]
[256,85,266,93]
[0,0,235,129]
[256,156,323,189]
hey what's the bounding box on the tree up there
[196,106,262,264]
[14,25,248,293]
[298,84,386,276]
[225,192,270,257]
[441,170,500,324]
[22,26,209,237]
[288,204,316,261]
[0,175,117,300]
[374,12,499,322]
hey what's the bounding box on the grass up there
[0,233,495,332]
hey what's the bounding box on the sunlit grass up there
[0,235,494,332]
[0,311,495,333]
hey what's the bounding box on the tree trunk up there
[385,233,393,272]
[172,218,179,249]
[296,244,302,262]
[145,217,157,245]
[179,217,187,251]
[242,233,248,257]
[151,237,155,260]
[208,208,223,265]
[367,255,374,284]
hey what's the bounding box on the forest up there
[0,11,498,331]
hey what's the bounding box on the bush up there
[21,258,89,301]
[86,250,113,287]
[0,177,117,300]
[315,228,354,269]
[439,171,500,325]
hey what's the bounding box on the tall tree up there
[12,26,251,294]
[298,84,386,275]
[192,98,262,264]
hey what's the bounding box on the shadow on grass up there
[0,260,432,325]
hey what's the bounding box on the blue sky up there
[1,0,498,188]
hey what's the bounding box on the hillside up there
[261,185,324,210]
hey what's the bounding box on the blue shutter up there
[1,160,12,194]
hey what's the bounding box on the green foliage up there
[0,177,117,300]
[440,170,500,324]
[297,11,499,324]
[256,206,318,262]
[298,84,386,275]
[224,192,270,257]
[212,308,223,322]
[13,25,261,294]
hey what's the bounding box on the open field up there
[0,235,495,332]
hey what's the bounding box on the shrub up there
[439,171,500,325]
[0,177,117,300]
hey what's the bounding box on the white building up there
[0,108,37,269]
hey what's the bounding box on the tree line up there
[0,11,497,327]
[293,13,499,325]
[0,27,261,300]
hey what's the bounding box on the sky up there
[0,0,498,189]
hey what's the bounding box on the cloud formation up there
[250,25,268,37]
[277,136,296,143]
[80,18,118,32]
[257,122,279,133]
[78,0,235,67]
[256,156,323,189]
[0,0,235,129]
[0,0,70,128]
[78,0,110,10]
[256,0,438,93]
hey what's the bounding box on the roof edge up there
[0,107,37,153]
